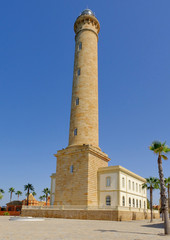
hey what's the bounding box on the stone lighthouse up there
[69,9,100,147]
[53,9,110,207]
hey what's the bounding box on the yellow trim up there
[100,190,119,192]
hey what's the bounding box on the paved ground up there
[0,216,169,240]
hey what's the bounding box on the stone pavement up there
[0,216,169,240]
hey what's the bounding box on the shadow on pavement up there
[142,223,164,229]
[95,229,158,236]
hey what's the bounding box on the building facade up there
[98,166,147,209]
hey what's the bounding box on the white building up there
[98,165,147,209]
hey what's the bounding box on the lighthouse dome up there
[81,9,95,17]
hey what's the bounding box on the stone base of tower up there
[21,207,160,221]
[53,145,110,207]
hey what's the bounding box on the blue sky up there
[0,0,170,206]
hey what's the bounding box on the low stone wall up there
[0,211,21,216]
[21,208,160,221]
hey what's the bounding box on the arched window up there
[74,128,77,136]
[77,68,81,76]
[122,177,125,188]
[133,198,135,207]
[139,200,141,208]
[70,165,74,173]
[106,177,111,187]
[76,98,79,105]
[132,182,134,191]
[106,196,111,206]
[144,201,146,209]
[122,196,125,206]
[136,199,138,208]
[78,42,82,51]
[129,198,131,207]
[129,180,131,190]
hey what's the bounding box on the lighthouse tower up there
[69,9,100,147]
[53,9,110,207]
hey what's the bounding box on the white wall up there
[99,191,118,207]
[99,170,147,209]
[120,172,147,197]
[99,172,118,190]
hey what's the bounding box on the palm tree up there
[0,189,4,201]
[42,188,50,205]
[39,195,45,201]
[32,192,36,197]
[8,187,15,202]
[149,141,170,235]
[0,189,4,194]
[164,177,170,212]
[15,191,22,200]
[142,177,159,222]
[0,193,3,200]
[24,183,34,206]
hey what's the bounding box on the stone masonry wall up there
[21,208,160,221]
[54,145,109,206]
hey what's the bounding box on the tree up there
[0,189,5,194]
[42,188,50,206]
[149,141,170,235]
[15,191,22,200]
[8,187,15,202]
[24,183,34,206]
[0,189,4,201]
[147,199,150,209]
[164,177,170,213]
[142,177,159,222]
[0,193,3,201]
[32,192,36,197]
[39,195,45,201]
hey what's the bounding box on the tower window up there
[76,98,79,105]
[78,42,82,51]
[74,128,77,136]
[77,68,81,76]
[106,177,111,187]
[70,165,74,173]
[106,196,111,206]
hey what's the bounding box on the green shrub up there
[4,212,9,216]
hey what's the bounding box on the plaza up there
[0,216,169,240]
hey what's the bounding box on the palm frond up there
[163,146,170,153]
[161,154,168,160]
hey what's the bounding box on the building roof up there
[23,193,36,201]
[6,201,22,206]
[98,165,146,182]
